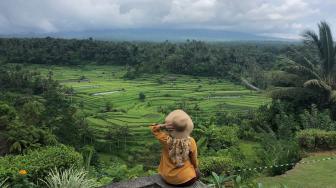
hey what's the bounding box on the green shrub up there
[299,105,336,131]
[199,156,234,176]
[138,92,146,101]
[0,145,83,184]
[0,178,9,188]
[194,125,239,152]
[257,137,300,176]
[297,129,336,151]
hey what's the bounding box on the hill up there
[0,28,295,42]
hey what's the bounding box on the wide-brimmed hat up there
[165,109,194,139]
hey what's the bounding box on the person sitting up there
[150,109,200,187]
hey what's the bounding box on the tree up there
[0,103,17,154]
[272,21,336,109]
[104,101,113,112]
[139,92,146,101]
[21,101,45,126]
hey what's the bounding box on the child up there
[150,109,200,187]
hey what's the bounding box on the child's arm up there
[150,124,170,144]
[190,139,198,169]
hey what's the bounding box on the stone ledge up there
[105,174,208,188]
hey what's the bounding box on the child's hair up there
[167,136,190,167]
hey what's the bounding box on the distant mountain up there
[0,28,296,42]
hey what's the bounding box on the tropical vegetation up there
[0,21,336,187]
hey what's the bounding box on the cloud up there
[0,0,334,39]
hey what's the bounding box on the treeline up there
[0,37,291,81]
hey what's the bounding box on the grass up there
[259,152,336,188]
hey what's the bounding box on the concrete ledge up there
[105,174,208,188]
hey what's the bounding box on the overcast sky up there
[0,0,335,39]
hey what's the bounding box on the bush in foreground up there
[0,145,83,185]
[297,129,336,151]
[199,156,234,176]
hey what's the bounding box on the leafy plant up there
[299,104,336,130]
[199,156,234,176]
[0,178,9,188]
[256,137,300,176]
[138,92,146,101]
[272,21,336,108]
[208,172,288,188]
[41,167,97,188]
[194,124,239,152]
[208,172,235,188]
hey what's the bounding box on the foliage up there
[105,126,132,142]
[248,100,298,139]
[0,65,93,154]
[6,123,57,154]
[299,104,336,131]
[0,145,83,184]
[297,129,336,151]
[123,66,141,80]
[199,156,234,176]
[248,100,336,143]
[103,101,114,112]
[256,137,300,176]
[138,92,146,101]
[6,174,37,188]
[302,22,336,89]
[194,124,239,153]
[0,101,57,154]
[208,172,236,188]
[2,32,335,186]
[272,21,336,110]
[0,38,284,81]
[208,172,287,188]
[0,178,9,188]
[41,167,97,188]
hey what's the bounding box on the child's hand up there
[195,168,201,179]
[164,123,175,131]
[158,123,175,131]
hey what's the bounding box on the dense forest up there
[0,38,294,87]
[1,22,336,187]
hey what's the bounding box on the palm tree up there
[272,21,336,107]
[303,21,336,89]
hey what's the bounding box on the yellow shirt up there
[150,125,198,185]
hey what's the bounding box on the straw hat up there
[165,109,194,139]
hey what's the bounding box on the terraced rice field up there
[33,64,270,151]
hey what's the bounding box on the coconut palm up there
[272,21,336,107]
[302,21,336,89]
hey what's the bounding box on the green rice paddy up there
[33,64,270,150]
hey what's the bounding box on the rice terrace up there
[36,64,269,147]
[2,1,336,187]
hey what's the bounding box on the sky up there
[0,0,335,40]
